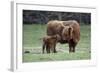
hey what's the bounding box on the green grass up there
[23,52,90,62]
[23,24,91,62]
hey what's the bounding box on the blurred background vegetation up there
[23,10,91,25]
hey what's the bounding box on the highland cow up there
[47,20,80,52]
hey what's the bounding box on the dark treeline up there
[23,10,91,25]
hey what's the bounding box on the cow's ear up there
[68,26,73,39]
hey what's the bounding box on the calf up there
[42,35,60,53]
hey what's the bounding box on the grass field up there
[23,24,91,62]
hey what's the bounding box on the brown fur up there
[42,35,60,54]
[47,20,80,52]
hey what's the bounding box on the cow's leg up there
[69,43,72,53]
[51,46,54,53]
[48,47,50,53]
[42,43,45,54]
[72,43,77,52]
[54,43,57,53]
[69,40,74,53]
[46,45,49,53]
[46,45,48,53]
